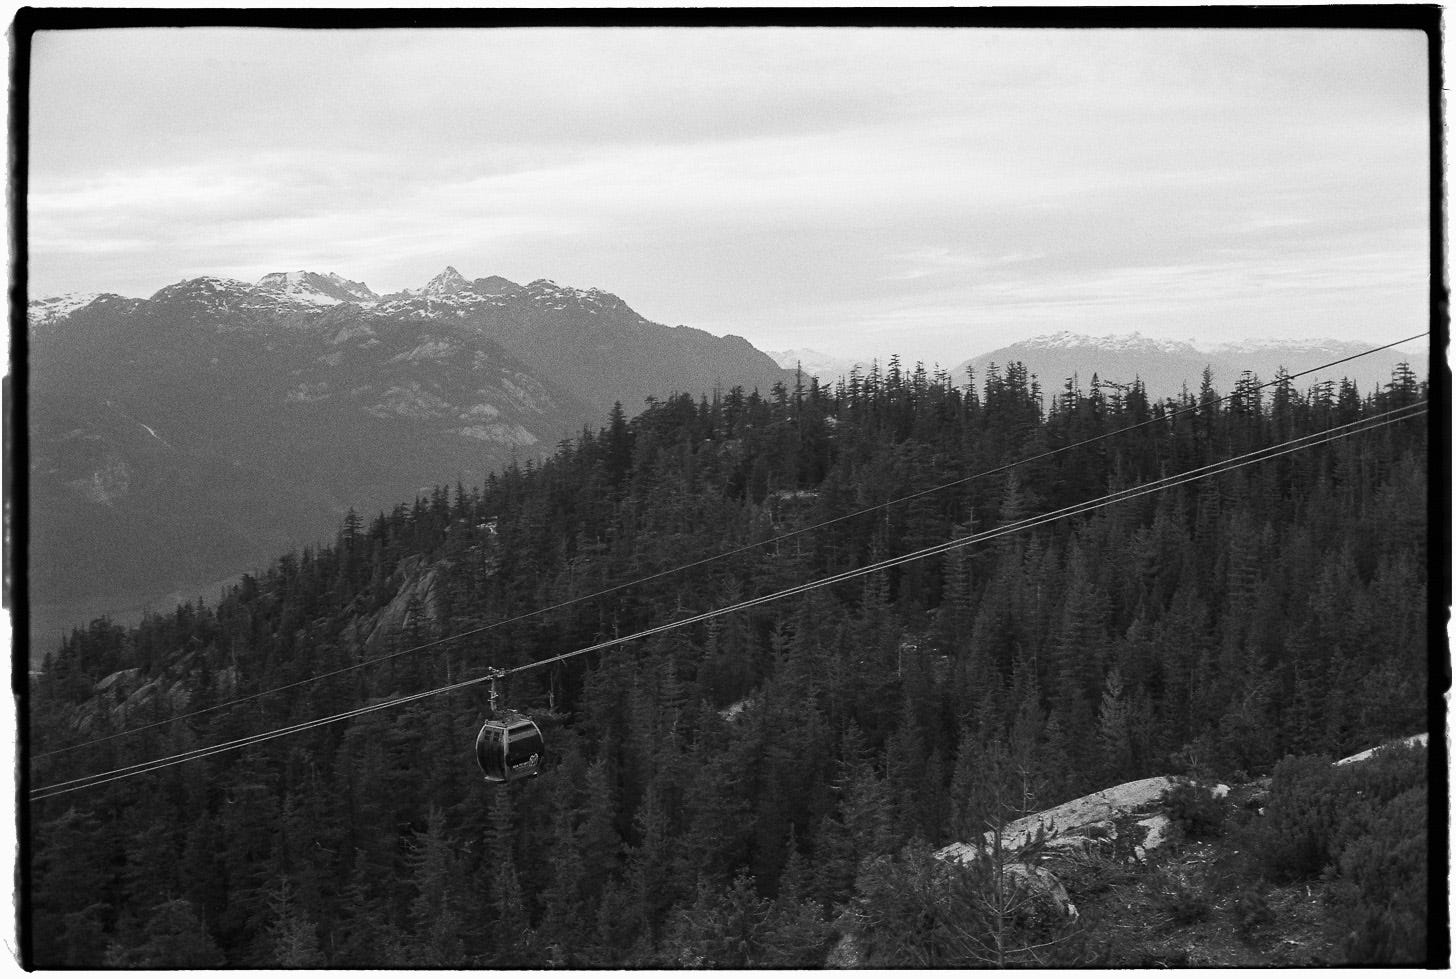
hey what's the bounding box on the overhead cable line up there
[503,401,1428,680]
[32,333,1428,760]
[29,401,1426,801]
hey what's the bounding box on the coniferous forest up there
[26,358,1435,967]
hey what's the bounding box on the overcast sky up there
[28,26,1430,367]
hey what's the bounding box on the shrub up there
[1232,886,1274,936]
[1254,754,1342,880]
[1258,744,1427,885]
[1329,785,1429,964]
[1256,743,1429,964]
[1325,743,1429,858]
[1162,781,1229,841]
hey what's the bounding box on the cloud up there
[885,248,1051,281]
[26,26,1429,366]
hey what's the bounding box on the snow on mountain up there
[324,272,380,303]
[29,262,797,662]
[28,293,104,327]
[257,270,379,306]
[354,272,621,327]
[956,331,1419,402]
[39,263,795,421]
[411,266,474,299]
[520,278,632,315]
[51,266,636,325]
[1003,331,1405,360]
[1020,331,1201,357]
[1203,336,1369,356]
[149,276,259,304]
[257,271,339,305]
[375,266,490,305]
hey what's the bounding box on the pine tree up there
[105,898,225,969]
[1096,665,1134,784]
[407,806,465,966]
[263,875,323,967]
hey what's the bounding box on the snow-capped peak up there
[28,292,106,328]
[256,270,379,306]
[29,292,100,316]
[515,278,635,316]
[1020,331,1201,356]
[414,266,474,299]
[1204,336,1360,355]
[151,275,257,301]
[1013,332,1376,358]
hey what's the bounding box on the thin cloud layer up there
[28,27,1429,366]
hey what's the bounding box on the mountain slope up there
[373,271,794,416]
[256,270,381,305]
[27,268,793,662]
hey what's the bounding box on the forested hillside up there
[27,357,1432,967]
[27,269,795,662]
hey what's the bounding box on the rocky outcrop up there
[1334,732,1428,766]
[67,662,238,735]
[920,773,1232,961]
[936,775,1228,869]
[361,556,452,654]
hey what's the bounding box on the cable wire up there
[30,402,1425,800]
[32,333,1428,759]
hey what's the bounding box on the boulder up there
[1002,861,1078,920]
[1133,813,1172,860]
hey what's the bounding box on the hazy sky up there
[28,26,1430,367]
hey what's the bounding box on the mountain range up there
[771,332,1421,404]
[27,269,1424,665]
[27,268,794,663]
[764,348,871,385]
[956,331,1420,403]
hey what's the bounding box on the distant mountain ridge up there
[34,267,790,416]
[766,348,872,384]
[28,267,796,662]
[256,270,381,305]
[954,331,1420,401]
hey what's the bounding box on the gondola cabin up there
[476,714,545,783]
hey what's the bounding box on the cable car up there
[475,669,545,784]
[476,713,545,783]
